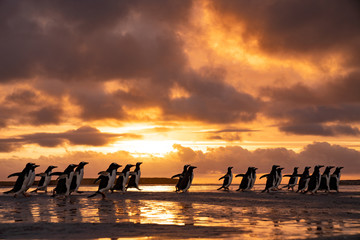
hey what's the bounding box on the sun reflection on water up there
[0,185,360,239]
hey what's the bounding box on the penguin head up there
[252,167,258,171]
[189,166,197,170]
[109,163,121,170]
[124,164,135,171]
[183,164,190,171]
[305,166,311,170]
[78,162,89,167]
[50,166,58,169]
[228,166,233,171]
[136,162,143,166]
[294,167,299,170]
[25,163,34,169]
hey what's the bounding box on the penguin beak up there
[34,165,40,168]
[319,165,324,168]
[84,162,89,165]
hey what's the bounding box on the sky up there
[0,0,360,182]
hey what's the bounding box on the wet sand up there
[0,186,360,239]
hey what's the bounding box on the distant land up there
[0,178,359,187]
[0,178,178,187]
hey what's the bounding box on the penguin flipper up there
[283,175,293,177]
[235,174,245,177]
[94,177,101,184]
[218,176,225,180]
[260,174,270,179]
[171,174,182,179]
[7,172,21,178]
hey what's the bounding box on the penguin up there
[330,167,344,192]
[70,161,89,194]
[249,167,258,190]
[296,166,311,193]
[318,166,335,192]
[178,166,197,193]
[51,164,78,197]
[24,163,40,193]
[88,163,121,199]
[32,165,57,193]
[112,164,134,192]
[305,165,324,194]
[217,167,233,191]
[171,165,189,192]
[235,167,252,191]
[4,163,37,197]
[282,167,299,191]
[126,162,143,190]
[274,167,284,190]
[260,165,279,193]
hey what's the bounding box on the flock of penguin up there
[3,162,343,199]
[4,162,143,199]
[217,165,343,194]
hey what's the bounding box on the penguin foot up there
[23,192,31,197]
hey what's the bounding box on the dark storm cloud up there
[0,126,142,152]
[163,69,262,123]
[280,124,360,137]
[0,89,63,127]
[212,0,360,65]
[263,71,360,136]
[0,0,262,125]
[5,89,38,105]
[0,0,192,83]
[29,106,63,125]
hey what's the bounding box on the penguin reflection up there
[97,199,117,223]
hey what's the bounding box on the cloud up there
[280,124,360,136]
[0,126,142,152]
[262,71,360,136]
[205,128,254,142]
[212,0,360,66]
[0,0,263,126]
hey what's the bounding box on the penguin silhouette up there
[218,167,233,191]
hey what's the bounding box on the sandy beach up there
[0,185,360,239]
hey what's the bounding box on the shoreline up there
[0,178,359,187]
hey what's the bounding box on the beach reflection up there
[1,186,360,239]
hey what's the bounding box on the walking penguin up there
[218,167,233,191]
